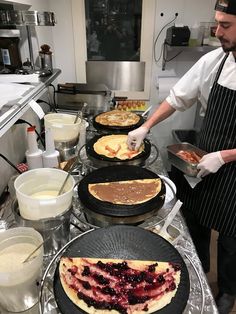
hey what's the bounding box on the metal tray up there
[167,142,207,177]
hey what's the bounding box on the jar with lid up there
[39,44,53,74]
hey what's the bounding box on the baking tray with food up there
[167,143,207,177]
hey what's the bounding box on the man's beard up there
[219,38,236,52]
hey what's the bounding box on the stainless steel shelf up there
[0,69,61,137]
[162,43,217,70]
[0,10,56,26]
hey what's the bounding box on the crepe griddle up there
[86,134,151,163]
[93,111,144,133]
[78,165,165,217]
[53,225,190,314]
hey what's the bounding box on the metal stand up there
[26,25,35,71]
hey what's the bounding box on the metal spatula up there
[158,200,183,240]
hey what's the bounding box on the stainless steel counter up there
[0,129,218,314]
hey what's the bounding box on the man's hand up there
[127,126,149,150]
[197,151,225,178]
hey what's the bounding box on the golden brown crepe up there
[95,110,140,127]
[59,257,181,314]
[93,134,144,160]
[88,178,162,205]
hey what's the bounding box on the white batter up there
[30,190,58,199]
[0,243,38,272]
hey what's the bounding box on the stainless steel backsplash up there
[86,61,145,91]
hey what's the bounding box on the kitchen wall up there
[0,0,216,196]
[149,0,215,167]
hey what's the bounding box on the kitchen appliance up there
[85,134,152,168]
[44,113,82,161]
[0,29,22,73]
[56,83,112,116]
[77,165,166,227]
[92,111,145,134]
[53,225,190,314]
[165,26,191,46]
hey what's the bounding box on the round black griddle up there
[78,165,166,217]
[86,134,151,164]
[53,225,190,314]
[93,112,144,133]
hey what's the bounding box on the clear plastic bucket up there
[44,112,81,144]
[14,168,75,220]
[0,227,43,312]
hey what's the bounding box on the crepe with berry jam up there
[59,257,181,314]
[95,110,140,127]
[88,179,162,205]
[93,134,144,160]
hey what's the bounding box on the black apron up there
[181,53,236,237]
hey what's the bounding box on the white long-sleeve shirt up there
[166,48,236,115]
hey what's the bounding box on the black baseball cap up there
[215,0,236,15]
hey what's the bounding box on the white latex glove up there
[197,151,225,178]
[127,126,149,150]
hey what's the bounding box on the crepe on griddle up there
[88,178,162,205]
[95,109,140,127]
[93,134,144,160]
[59,257,181,314]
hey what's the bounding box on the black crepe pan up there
[93,111,145,133]
[53,225,190,314]
[85,134,152,167]
[77,165,166,226]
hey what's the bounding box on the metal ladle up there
[74,103,88,124]
[58,158,79,196]
[23,241,44,263]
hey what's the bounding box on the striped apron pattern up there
[183,53,236,237]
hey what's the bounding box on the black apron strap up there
[214,53,229,82]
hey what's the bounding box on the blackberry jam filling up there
[69,260,180,314]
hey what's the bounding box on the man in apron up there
[127,1,236,313]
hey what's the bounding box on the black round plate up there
[86,134,151,162]
[93,112,144,133]
[77,165,165,217]
[53,225,190,314]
